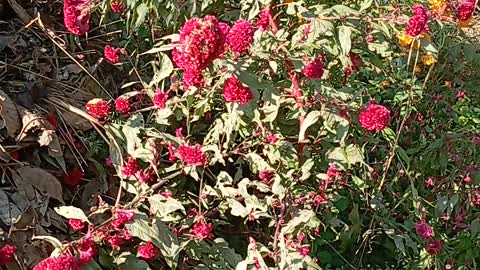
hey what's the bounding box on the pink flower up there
[86,98,111,119]
[135,169,153,184]
[327,163,340,180]
[77,237,97,265]
[33,255,80,270]
[168,144,177,162]
[257,9,271,31]
[227,20,254,53]
[63,0,91,35]
[105,157,114,168]
[312,193,328,207]
[471,190,480,206]
[425,239,442,256]
[121,156,139,177]
[115,97,131,114]
[175,127,184,138]
[104,45,126,64]
[173,16,228,72]
[68,219,85,231]
[464,175,472,184]
[425,178,435,187]
[110,0,125,13]
[456,91,465,99]
[177,144,207,166]
[223,76,254,104]
[190,216,213,240]
[405,4,429,37]
[358,102,391,132]
[415,220,433,238]
[302,56,324,79]
[152,88,168,108]
[456,0,476,21]
[112,209,135,230]
[63,167,84,186]
[182,69,205,89]
[137,241,160,260]
[0,244,16,265]
[106,235,123,250]
[298,246,310,257]
[259,170,274,184]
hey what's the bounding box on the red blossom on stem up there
[112,209,135,230]
[298,246,310,257]
[152,88,168,108]
[106,235,123,250]
[223,76,254,104]
[257,9,271,31]
[426,239,442,255]
[33,255,80,270]
[63,0,91,35]
[110,0,125,13]
[456,0,476,21]
[115,97,131,114]
[190,216,213,240]
[358,102,391,132]
[121,156,139,177]
[259,170,274,185]
[177,144,207,166]
[137,241,160,260]
[0,244,16,265]
[415,220,434,239]
[77,236,97,265]
[227,19,254,53]
[405,4,429,37]
[86,98,111,119]
[68,219,85,231]
[104,45,126,64]
[302,56,324,79]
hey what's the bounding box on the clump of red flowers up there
[223,76,254,104]
[121,156,139,177]
[33,255,80,270]
[68,218,85,231]
[456,0,476,22]
[152,88,168,108]
[358,102,391,132]
[63,0,91,35]
[111,209,135,230]
[76,236,97,265]
[426,239,442,255]
[405,4,429,37]
[190,216,213,240]
[110,0,125,13]
[259,170,274,185]
[137,241,160,260]
[115,97,131,114]
[63,167,84,186]
[302,56,324,79]
[227,19,254,53]
[173,16,229,89]
[177,144,207,166]
[104,45,127,64]
[0,244,16,265]
[86,98,111,119]
[256,9,271,31]
[415,220,434,239]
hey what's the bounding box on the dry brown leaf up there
[0,89,20,138]
[16,166,64,203]
[61,110,93,131]
[38,130,62,157]
[12,171,36,202]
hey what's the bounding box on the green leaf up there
[54,206,91,224]
[134,3,149,29]
[359,0,373,12]
[338,26,352,55]
[149,194,185,218]
[125,218,181,269]
[298,111,321,142]
[150,53,173,85]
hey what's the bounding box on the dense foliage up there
[2,0,479,269]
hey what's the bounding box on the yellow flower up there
[458,18,472,28]
[428,0,446,11]
[398,33,413,47]
[422,55,436,66]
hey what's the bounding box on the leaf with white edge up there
[338,26,352,55]
[125,218,181,269]
[33,235,64,250]
[150,53,173,85]
[54,206,91,224]
[298,110,321,142]
[359,0,373,12]
[281,209,316,235]
[245,153,271,172]
[149,194,185,218]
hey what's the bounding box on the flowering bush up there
[15,0,480,269]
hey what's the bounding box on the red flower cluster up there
[259,170,274,185]
[302,56,324,79]
[63,0,91,35]
[115,97,131,114]
[137,241,160,260]
[68,218,85,231]
[152,88,168,108]
[358,102,391,132]
[121,156,139,177]
[86,98,111,119]
[405,4,429,37]
[227,20,254,53]
[257,9,271,31]
[33,255,80,270]
[415,220,434,238]
[104,45,126,64]
[63,167,84,186]
[110,0,125,13]
[173,16,229,89]
[111,209,135,230]
[177,144,207,166]
[106,235,123,250]
[456,0,476,25]
[223,76,254,104]
[190,217,213,240]
[0,244,16,265]
[426,239,442,255]
[77,236,97,264]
